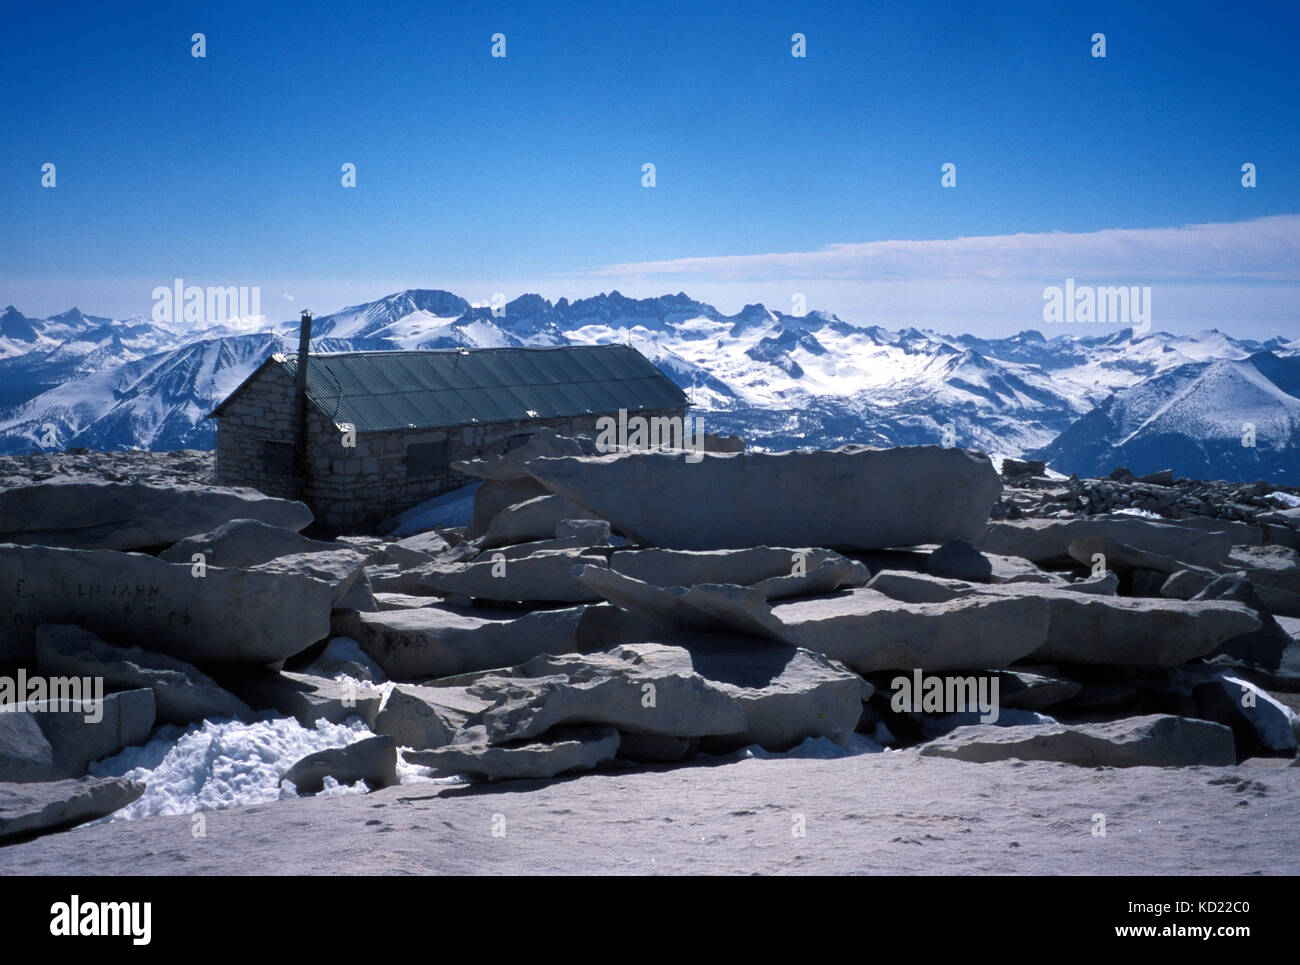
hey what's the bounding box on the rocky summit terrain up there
[0,434,1298,874]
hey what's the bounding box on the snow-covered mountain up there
[1035,353,1300,484]
[0,304,281,412]
[1,290,1296,483]
[0,332,395,452]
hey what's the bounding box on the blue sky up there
[2,0,1298,336]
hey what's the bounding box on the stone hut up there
[208,313,689,531]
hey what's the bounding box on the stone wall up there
[213,362,300,500]
[213,360,687,532]
[300,405,690,531]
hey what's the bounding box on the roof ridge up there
[299,344,633,359]
[215,343,687,433]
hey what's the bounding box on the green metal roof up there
[275,345,689,432]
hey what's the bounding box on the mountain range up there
[1,290,1297,483]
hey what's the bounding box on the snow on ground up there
[83,663,471,824]
[88,714,379,821]
[387,480,481,535]
[1269,491,1300,507]
[303,636,389,682]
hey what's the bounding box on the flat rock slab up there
[0,544,334,665]
[36,624,253,725]
[281,735,398,794]
[976,517,1232,568]
[919,714,1237,767]
[1063,572,1120,595]
[609,546,865,591]
[382,530,453,567]
[0,776,145,843]
[373,684,491,750]
[467,535,601,564]
[986,553,1067,585]
[770,587,1051,674]
[481,494,602,548]
[366,565,444,596]
[1161,515,1270,547]
[159,518,339,567]
[0,479,312,551]
[372,593,443,610]
[576,566,796,643]
[1225,545,1300,594]
[855,576,1261,668]
[224,670,382,727]
[525,445,1001,551]
[752,558,871,601]
[464,478,552,539]
[0,689,156,782]
[863,570,972,604]
[684,641,867,750]
[997,587,1263,667]
[404,724,620,780]
[248,548,371,608]
[418,550,607,604]
[471,644,748,744]
[335,605,585,681]
[470,637,866,752]
[1066,536,1215,578]
[7,751,1297,874]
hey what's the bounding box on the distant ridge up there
[0,289,1296,483]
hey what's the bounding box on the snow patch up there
[387,481,481,536]
[303,636,389,683]
[88,714,377,821]
[1112,507,1163,519]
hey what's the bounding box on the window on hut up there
[261,441,293,479]
[407,441,448,478]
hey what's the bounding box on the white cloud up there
[571,214,1300,284]
[8,216,1296,339]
